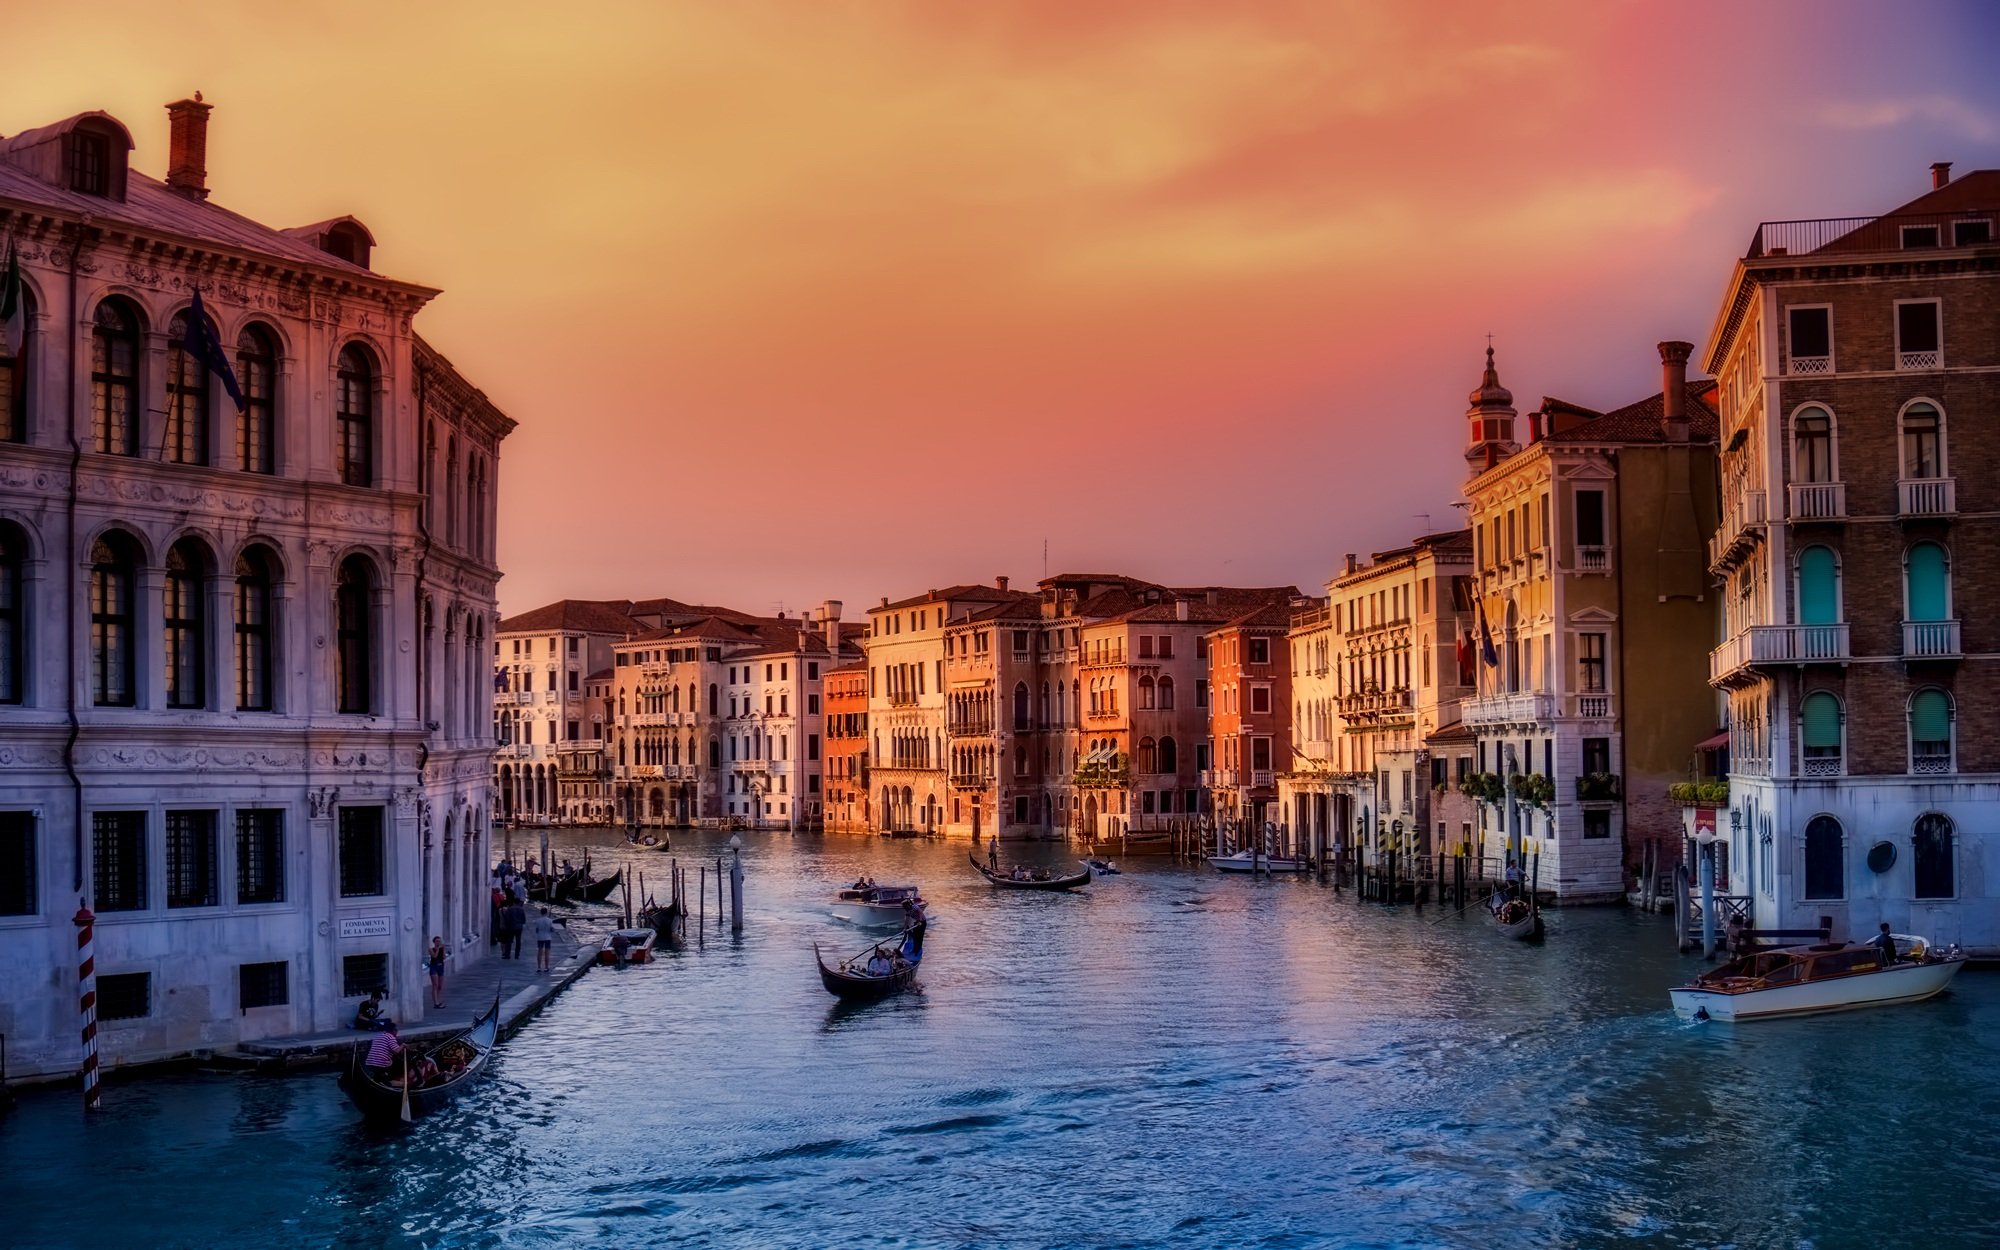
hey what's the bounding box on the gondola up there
[339,994,501,1124]
[639,895,685,947]
[969,854,1091,891]
[1488,895,1543,941]
[527,870,582,904]
[814,927,922,1001]
[579,868,623,904]
[1080,857,1121,875]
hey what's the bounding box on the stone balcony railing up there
[1710,623,1851,685]
[1461,691,1556,727]
[1898,477,1957,518]
[1903,619,1961,659]
[1708,488,1767,571]
[1788,481,1846,521]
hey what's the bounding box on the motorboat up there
[832,883,929,928]
[1207,849,1312,874]
[597,927,658,965]
[1670,934,1966,1022]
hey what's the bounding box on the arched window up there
[1040,681,1050,727]
[1793,406,1834,483]
[235,324,278,474]
[1,284,34,442]
[1158,676,1175,709]
[1138,737,1157,774]
[1797,546,1839,625]
[1138,675,1156,709]
[1905,542,1949,622]
[1802,814,1843,900]
[709,683,719,715]
[1913,812,1954,900]
[90,531,140,706]
[235,546,275,711]
[445,434,459,547]
[1159,736,1178,773]
[1012,682,1029,731]
[165,309,214,465]
[1910,688,1953,773]
[163,538,208,708]
[1901,401,1943,480]
[91,299,141,456]
[1800,691,1842,776]
[0,522,24,702]
[709,738,720,767]
[334,555,374,713]
[335,345,373,487]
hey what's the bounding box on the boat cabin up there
[1696,942,1893,992]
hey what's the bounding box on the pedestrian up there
[426,935,447,1007]
[489,883,505,946]
[509,874,530,904]
[532,906,557,972]
[502,897,528,959]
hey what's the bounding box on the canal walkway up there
[234,923,600,1069]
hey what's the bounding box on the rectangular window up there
[1896,300,1941,367]
[1578,633,1606,692]
[97,972,150,1021]
[1953,219,1991,246]
[1787,306,1831,366]
[165,810,219,909]
[567,670,578,692]
[1195,742,1211,771]
[238,960,288,1011]
[567,637,578,654]
[1900,224,1940,248]
[1195,636,1208,659]
[342,953,389,998]
[1252,738,1272,771]
[92,811,146,911]
[0,810,35,915]
[1138,636,1154,659]
[1195,679,1209,709]
[1249,638,1269,665]
[337,806,386,898]
[1582,737,1611,777]
[567,720,579,741]
[1583,810,1611,840]
[1250,686,1271,714]
[808,734,820,761]
[235,810,285,904]
[1575,490,1606,548]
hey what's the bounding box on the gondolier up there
[364,1023,405,1072]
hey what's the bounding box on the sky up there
[9,0,2000,618]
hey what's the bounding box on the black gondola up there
[969,853,1092,891]
[639,895,685,947]
[339,995,501,1124]
[527,870,582,904]
[579,868,623,904]
[815,927,922,1001]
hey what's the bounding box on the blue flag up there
[184,287,245,411]
[1477,599,1499,668]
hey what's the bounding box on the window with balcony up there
[1895,300,1941,370]
[1578,633,1606,692]
[1904,544,1951,655]
[1910,688,1953,774]
[1800,691,1842,777]
[1785,305,1832,375]
[1792,407,1835,486]
[1901,402,1944,479]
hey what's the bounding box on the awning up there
[1085,747,1117,764]
[1693,729,1729,751]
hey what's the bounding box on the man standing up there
[501,897,528,959]
[1871,922,1899,966]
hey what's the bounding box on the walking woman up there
[426,936,448,1009]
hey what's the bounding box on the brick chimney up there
[165,94,212,200]
[1931,162,1952,190]
[1176,599,1190,621]
[1659,341,1693,442]
[995,576,1009,592]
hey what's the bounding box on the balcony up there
[1897,349,1941,372]
[887,692,919,707]
[1788,482,1846,521]
[1252,769,1274,789]
[950,773,992,790]
[1337,685,1413,720]
[1708,489,1767,571]
[1903,620,1961,659]
[1898,477,1957,519]
[1576,693,1611,720]
[1575,545,1611,574]
[1710,623,1851,686]
[1788,354,1831,375]
[1746,210,1999,259]
[1461,691,1556,727]
[512,690,533,704]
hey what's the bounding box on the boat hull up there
[340,997,501,1124]
[970,854,1091,890]
[598,928,657,964]
[1671,957,1965,1021]
[1208,854,1311,874]
[831,901,916,928]
[814,944,917,1000]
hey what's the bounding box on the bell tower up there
[1465,344,1518,476]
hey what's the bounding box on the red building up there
[823,662,870,833]
[1205,603,1295,838]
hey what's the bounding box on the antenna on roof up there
[1042,539,1049,579]
[1415,513,1431,535]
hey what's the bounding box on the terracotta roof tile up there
[1540,382,1719,445]
[497,600,640,635]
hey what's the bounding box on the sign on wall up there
[338,915,393,939]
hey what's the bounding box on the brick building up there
[1205,603,1295,838]
[823,662,869,832]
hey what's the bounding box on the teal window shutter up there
[1906,543,1948,622]
[1912,689,1951,745]
[1802,692,1841,750]
[1799,547,1838,625]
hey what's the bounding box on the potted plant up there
[1576,772,1622,802]
[1513,772,1555,812]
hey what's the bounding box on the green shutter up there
[1912,689,1951,743]
[1907,543,1948,622]
[1802,693,1841,749]
[1798,546,1838,625]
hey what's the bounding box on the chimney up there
[165,94,212,200]
[1931,162,1952,190]
[1526,411,1542,443]
[1344,553,1359,576]
[1176,599,1190,621]
[819,600,842,652]
[1659,340,1693,442]
[995,576,1009,592]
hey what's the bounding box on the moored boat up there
[1081,857,1121,876]
[969,854,1091,891]
[339,995,501,1124]
[1487,895,1542,940]
[832,883,929,928]
[579,868,623,904]
[815,934,920,1000]
[1670,935,1966,1021]
[598,927,657,965]
[1207,849,1312,874]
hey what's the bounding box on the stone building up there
[1461,345,1718,901]
[822,661,870,832]
[1705,165,2000,952]
[0,100,513,1077]
[1278,596,1347,855]
[1205,603,1296,838]
[492,599,638,824]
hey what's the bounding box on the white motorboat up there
[597,927,657,965]
[831,883,930,928]
[1670,934,1966,1021]
[1207,849,1312,874]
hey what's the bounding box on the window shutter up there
[1906,543,1948,622]
[1801,693,1841,749]
[1912,689,1951,743]
[1798,547,1838,625]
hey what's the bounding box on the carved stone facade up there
[0,104,513,1077]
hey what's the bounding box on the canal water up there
[5,828,1996,1249]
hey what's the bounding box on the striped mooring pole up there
[74,900,101,1111]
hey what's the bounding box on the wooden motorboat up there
[832,883,929,928]
[579,868,623,904]
[815,935,920,1000]
[598,927,657,965]
[1488,896,1542,941]
[1207,849,1311,874]
[1671,935,1965,1022]
[970,854,1091,891]
[1080,857,1121,876]
[339,995,501,1124]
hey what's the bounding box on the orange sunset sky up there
[10,1,1999,616]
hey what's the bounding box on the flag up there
[183,287,245,411]
[1455,625,1473,683]
[0,243,22,355]
[1476,599,1499,668]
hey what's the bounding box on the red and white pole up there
[74,900,101,1112]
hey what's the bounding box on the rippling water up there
[5,828,1996,1249]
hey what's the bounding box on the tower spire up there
[1464,340,1518,476]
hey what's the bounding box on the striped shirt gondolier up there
[365,1032,402,1069]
